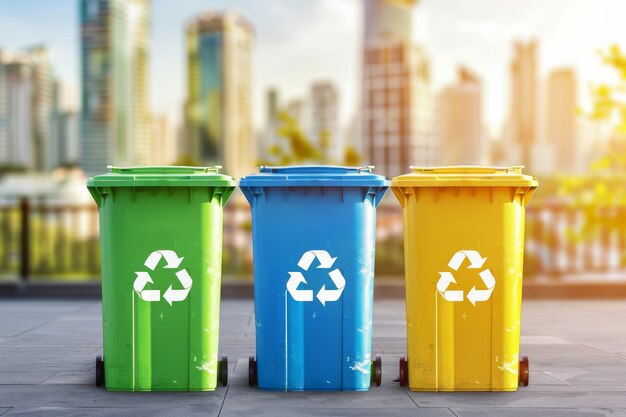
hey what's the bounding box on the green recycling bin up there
[87,166,235,391]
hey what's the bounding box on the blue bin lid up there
[239,165,389,187]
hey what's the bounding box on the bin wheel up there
[95,355,104,388]
[248,356,257,387]
[219,356,228,387]
[519,355,529,387]
[399,356,408,387]
[371,354,382,387]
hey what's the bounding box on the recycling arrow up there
[317,268,346,306]
[467,269,496,306]
[286,272,313,302]
[297,250,337,271]
[164,269,193,306]
[436,272,463,302]
[134,271,160,302]
[287,250,345,306]
[437,250,496,305]
[144,250,184,270]
[448,250,487,271]
[133,249,193,306]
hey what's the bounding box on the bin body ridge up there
[89,166,234,391]
[392,166,537,391]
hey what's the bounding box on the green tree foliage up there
[170,154,200,167]
[260,111,362,166]
[560,45,626,243]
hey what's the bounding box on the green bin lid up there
[391,166,538,188]
[87,166,236,188]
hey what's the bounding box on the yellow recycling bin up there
[392,166,538,392]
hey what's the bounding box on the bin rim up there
[239,164,389,187]
[87,165,236,188]
[391,165,538,188]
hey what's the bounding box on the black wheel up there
[399,356,408,387]
[219,356,228,387]
[371,354,382,387]
[95,355,104,388]
[519,355,529,387]
[248,355,257,387]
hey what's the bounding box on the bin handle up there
[108,165,222,174]
[410,165,524,175]
[258,165,373,174]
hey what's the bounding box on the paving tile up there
[0,372,57,385]
[521,336,572,345]
[543,370,626,386]
[41,372,93,385]
[5,405,221,416]
[0,409,10,416]
[219,385,420,417]
[451,407,611,416]
[0,384,226,409]
[408,391,626,409]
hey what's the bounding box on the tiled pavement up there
[0,299,625,416]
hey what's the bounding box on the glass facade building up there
[80,0,151,175]
[185,11,254,180]
[361,0,436,178]
[0,46,53,171]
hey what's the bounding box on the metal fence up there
[0,197,100,281]
[1,197,625,283]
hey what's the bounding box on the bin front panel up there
[399,186,529,391]
[98,186,226,391]
[249,186,378,391]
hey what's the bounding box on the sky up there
[0,0,625,136]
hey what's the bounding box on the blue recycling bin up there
[239,166,389,391]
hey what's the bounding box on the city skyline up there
[1,0,624,137]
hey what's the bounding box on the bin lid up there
[391,166,538,188]
[239,165,389,187]
[87,166,236,188]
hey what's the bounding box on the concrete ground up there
[0,299,625,416]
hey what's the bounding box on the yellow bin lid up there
[391,166,538,188]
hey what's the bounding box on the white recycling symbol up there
[287,250,346,306]
[133,250,193,306]
[437,250,496,306]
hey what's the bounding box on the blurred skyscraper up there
[509,40,538,169]
[0,46,53,171]
[310,81,340,163]
[361,0,435,177]
[546,68,577,172]
[260,87,279,160]
[185,10,255,179]
[80,0,151,175]
[438,67,486,166]
[150,114,177,165]
[50,81,79,167]
[285,98,310,138]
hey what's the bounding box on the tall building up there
[361,0,435,177]
[0,46,53,171]
[438,67,486,165]
[546,68,577,172]
[310,81,340,163]
[50,81,79,168]
[260,87,279,160]
[509,40,538,169]
[151,114,178,165]
[80,0,151,175]
[285,98,310,135]
[185,10,254,179]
